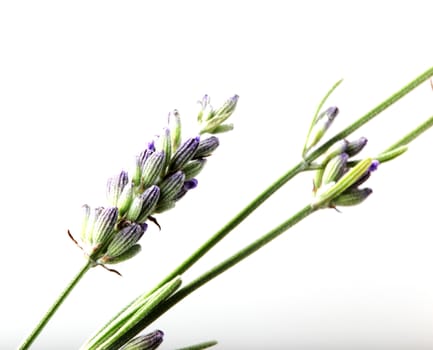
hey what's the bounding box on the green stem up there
[19,260,92,350]
[382,115,433,152]
[151,66,433,292]
[114,204,316,344]
[306,66,433,162]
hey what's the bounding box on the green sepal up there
[331,188,373,207]
[158,170,185,202]
[101,244,142,265]
[182,159,207,180]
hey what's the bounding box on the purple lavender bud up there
[118,330,164,350]
[169,136,200,171]
[147,140,156,152]
[346,137,368,157]
[91,207,119,249]
[141,151,166,188]
[194,136,219,158]
[106,171,129,206]
[184,178,198,190]
[325,106,339,121]
[103,223,145,262]
[182,158,207,180]
[158,170,186,202]
[369,159,380,172]
[136,185,161,222]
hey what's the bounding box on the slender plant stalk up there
[382,115,433,152]
[107,204,316,348]
[148,66,433,293]
[19,260,92,350]
[106,108,433,347]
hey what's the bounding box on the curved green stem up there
[112,204,316,345]
[382,115,433,152]
[19,260,92,350]
[151,66,433,292]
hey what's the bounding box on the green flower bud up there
[103,223,145,262]
[101,244,142,265]
[133,149,152,186]
[305,106,339,152]
[194,136,219,158]
[376,145,408,163]
[158,170,185,202]
[331,188,373,207]
[81,206,104,245]
[199,95,238,134]
[126,195,146,222]
[169,136,200,172]
[154,199,176,214]
[182,158,207,180]
[118,330,164,350]
[136,185,161,222]
[118,182,134,216]
[106,171,129,206]
[346,137,368,157]
[155,128,171,171]
[322,153,348,185]
[91,207,119,250]
[168,110,182,152]
[141,151,166,189]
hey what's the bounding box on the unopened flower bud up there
[133,149,152,186]
[194,136,219,158]
[169,136,200,171]
[103,223,145,262]
[322,153,348,185]
[118,182,134,216]
[158,170,185,202]
[199,95,238,134]
[173,178,198,201]
[154,199,176,214]
[305,106,339,152]
[136,185,161,222]
[155,128,171,170]
[103,244,142,265]
[331,187,373,207]
[118,330,164,350]
[91,207,119,249]
[168,110,182,152]
[141,151,166,188]
[106,171,129,206]
[346,137,368,157]
[182,158,207,180]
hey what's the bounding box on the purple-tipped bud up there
[305,106,339,152]
[136,185,161,222]
[194,136,219,158]
[106,171,129,206]
[322,153,349,185]
[346,137,368,157]
[103,223,145,263]
[141,151,166,188]
[158,170,186,202]
[169,136,200,171]
[118,330,164,350]
[91,207,119,248]
[325,106,339,121]
[147,140,156,152]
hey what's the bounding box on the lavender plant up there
[19,67,433,350]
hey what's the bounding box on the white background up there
[1,1,433,349]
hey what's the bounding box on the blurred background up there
[1,1,432,349]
